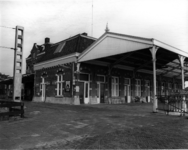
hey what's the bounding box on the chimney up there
[45,37,50,44]
[81,33,87,36]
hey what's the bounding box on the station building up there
[32,30,188,112]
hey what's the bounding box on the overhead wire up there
[0,25,15,29]
[0,46,15,50]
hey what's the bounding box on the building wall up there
[32,61,182,105]
[75,63,182,104]
[33,64,74,104]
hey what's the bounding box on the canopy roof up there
[78,32,188,79]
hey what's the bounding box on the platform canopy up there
[78,32,188,79]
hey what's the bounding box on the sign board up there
[65,81,70,92]
[76,86,79,92]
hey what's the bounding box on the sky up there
[0,0,188,77]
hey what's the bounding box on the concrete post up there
[13,26,24,102]
[150,46,159,112]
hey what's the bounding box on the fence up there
[157,94,188,115]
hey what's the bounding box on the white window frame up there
[96,74,105,83]
[79,73,90,82]
[135,79,141,97]
[124,78,130,96]
[56,74,64,96]
[111,76,119,97]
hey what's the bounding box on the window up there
[56,74,64,96]
[96,75,105,83]
[40,77,45,92]
[145,80,150,96]
[79,73,89,81]
[124,78,130,96]
[54,42,66,53]
[111,77,119,97]
[135,79,141,97]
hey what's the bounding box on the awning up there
[78,32,188,80]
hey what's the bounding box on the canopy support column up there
[150,46,159,112]
[178,55,187,113]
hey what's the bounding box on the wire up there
[0,25,15,29]
[0,46,15,50]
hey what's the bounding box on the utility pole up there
[13,26,24,102]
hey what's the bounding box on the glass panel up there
[59,75,61,81]
[97,84,99,98]
[124,79,130,85]
[111,78,114,84]
[85,83,88,98]
[59,83,61,95]
[138,80,141,85]
[97,75,105,82]
[138,86,141,96]
[116,84,119,96]
[80,74,89,81]
[124,85,127,96]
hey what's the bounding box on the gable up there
[78,35,152,62]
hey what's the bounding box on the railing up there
[0,100,24,120]
[157,94,188,115]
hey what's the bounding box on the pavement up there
[0,101,187,149]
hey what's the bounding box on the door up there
[78,82,84,104]
[100,83,105,103]
[41,84,46,101]
[84,82,89,104]
[97,83,105,103]
[97,83,100,103]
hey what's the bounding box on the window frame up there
[135,79,141,97]
[111,76,119,97]
[96,74,105,83]
[78,73,90,82]
[56,74,64,96]
[124,78,130,96]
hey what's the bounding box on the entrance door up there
[97,83,105,103]
[100,83,105,103]
[84,82,89,104]
[78,82,84,104]
[41,77,45,101]
[124,78,131,103]
[97,83,100,103]
[78,82,89,104]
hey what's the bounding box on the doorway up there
[97,83,105,103]
[78,81,90,104]
[41,77,46,101]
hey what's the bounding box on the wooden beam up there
[160,65,180,76]
[136,51,179,65]
[110,53,133,68]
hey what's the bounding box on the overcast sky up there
[0,0,188,76]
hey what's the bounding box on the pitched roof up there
[36,33,96,63]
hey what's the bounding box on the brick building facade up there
[31,31,187,108]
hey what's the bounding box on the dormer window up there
[54,42,66,54]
